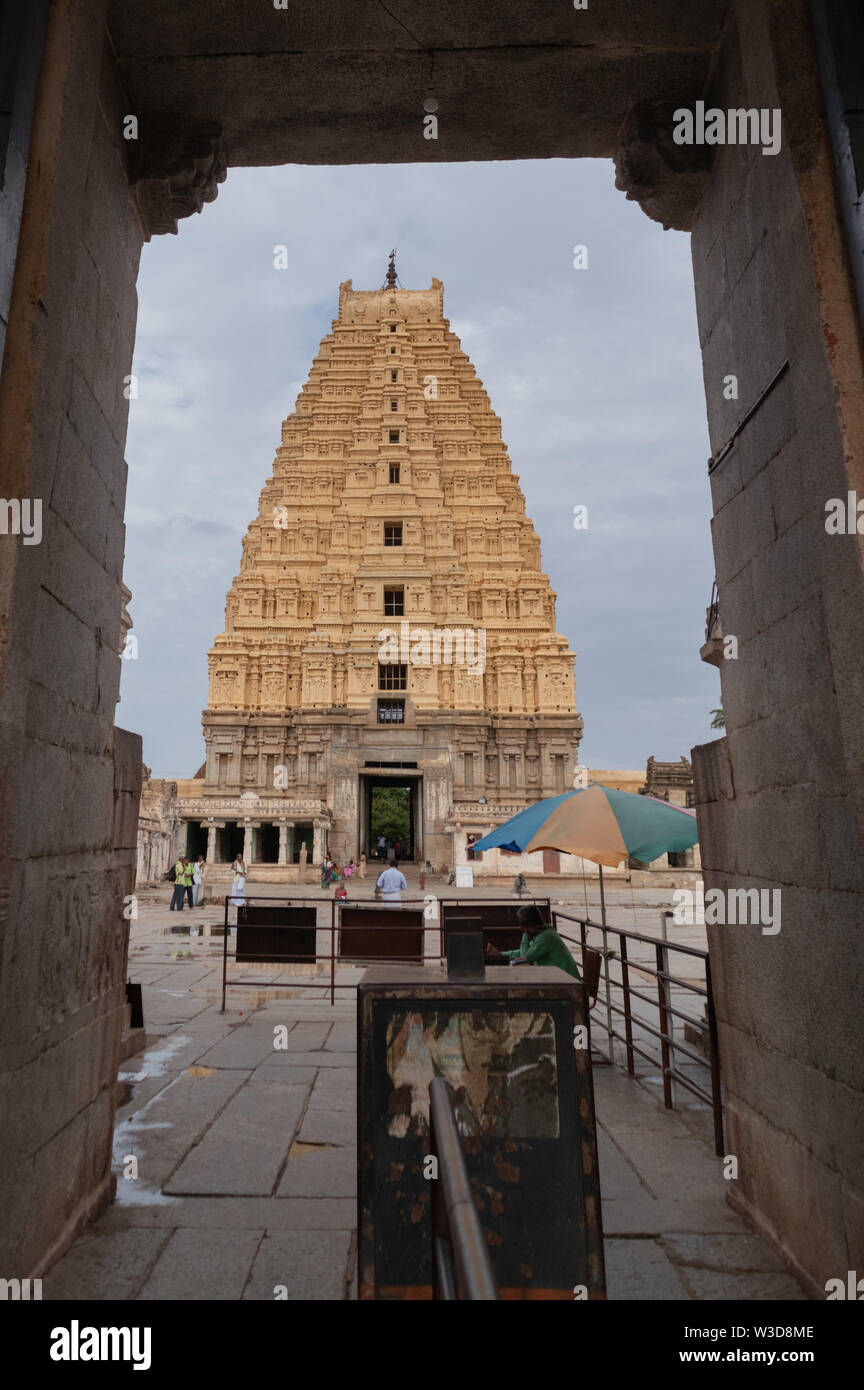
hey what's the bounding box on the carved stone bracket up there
[128,115,227,239]
[614,102,712,232]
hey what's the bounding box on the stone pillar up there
[312,820,328,865]
[205,822,217,862]
[243,819,253,864]
[278,821,294,866]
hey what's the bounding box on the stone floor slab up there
[136,1227,264,1300]
[195,1028,285,1070]
[45,1229,171,1301]
[165,1082,308,1195]
[116,1069,250,1191]
[243,1230,352,1300]
[297,1108,355,1147]
[323,1025,356,1052]
[278,1143,356,1198]
[603,1238,690,1301]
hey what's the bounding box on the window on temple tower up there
[378,662,407,690]
[391,371,398,382]
[384,587,404,616]
[390,400,398,411]
[388,465,400,484]
[384,523,402,546]
[377,699,405,725]
[389,429,400,443]
[389,324,396,333]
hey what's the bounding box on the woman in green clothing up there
[486,903,581,980]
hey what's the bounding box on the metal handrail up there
[552,909,724,1155]
[429,1078,498,1300]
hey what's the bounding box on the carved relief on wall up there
[261,667,284,706]
[213,668,238,702]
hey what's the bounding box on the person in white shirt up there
[376,859,407,904]
[192,855,206,906]
[231,856,246,906]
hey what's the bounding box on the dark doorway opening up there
[218,821,245,862]
[368,780,415,862]
[292,823,313,862]
[185,821,208,859]
[257,822,279,863]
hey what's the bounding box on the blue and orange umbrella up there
[472,783,699,922]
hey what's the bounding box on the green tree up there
[710,707,726,730]
[370,786,411,844]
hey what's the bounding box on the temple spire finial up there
[384,249,398,289]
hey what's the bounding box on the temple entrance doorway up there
[360,775,421,863]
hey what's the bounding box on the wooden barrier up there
[235,903,317,964]
[337,905,424,963]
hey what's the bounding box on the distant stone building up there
[642,755,694,807]
[640,755,698,868]
[169,266,582,879]
[135,768,178,885]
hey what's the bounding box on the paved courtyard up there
[43,876,808,1300]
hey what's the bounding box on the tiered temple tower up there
[181,264,582,875]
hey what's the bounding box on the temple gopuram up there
[163,261,582,879]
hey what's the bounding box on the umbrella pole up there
[598,863,614,1066]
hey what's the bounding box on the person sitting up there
[486,903,580,979]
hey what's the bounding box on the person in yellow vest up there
[179,855,195,909]
[169,856,187,911]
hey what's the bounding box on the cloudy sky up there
[119,157,720,776]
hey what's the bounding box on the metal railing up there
[219,894,444,1010]
[429,1078,498,1300]
[218,893,553,1009]
[552,910,724,1155]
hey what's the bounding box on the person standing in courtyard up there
[193,854,206,906]
[377,834,386,860]
[231,854,246,910]
[376,858,407,904]
[169,855,186,911]
[358,852,367,879]
[177,855,194,909]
